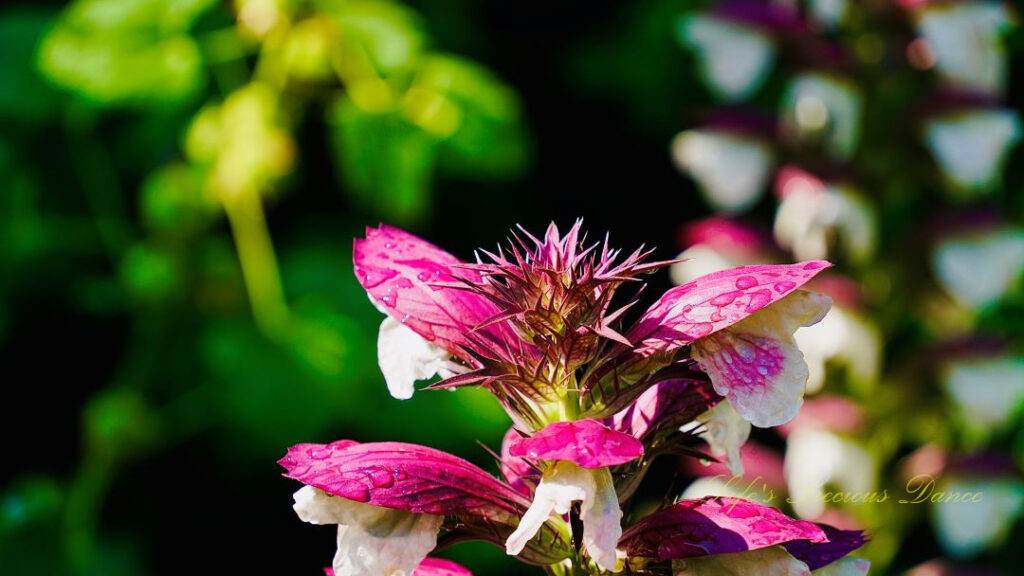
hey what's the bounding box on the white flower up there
[692,291,832,428]
[784,429,874,519]
[505,461,623,572]
[915,2,1011,94]
[794,306,881,394]
[781,74,862,160]
[293,486,443,576]
[924,108,1021,195]
[678,15,776,102]
[671,129,774,213]
[693,401,752,476]
[932,226,1024,310]
[931,476,1024,559]
[774,182,877,265]
[941,355,1024,438]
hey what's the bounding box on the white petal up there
[377,316,452,399]
[580,466,624,572]
[673,546,812,576]
[941,356,1024,434]
[917,3,1011,94]
[808,0,849,31]
[925,109,1021,193]
[931,477,1024,559]
[932,227,1024,310]
[679,15,776,101]
[812,557,870,576]
[794,306,881,394]
[781,74,862,160]
[672,130,774,213]
[695,401,751,476]
[692,291,831,428]
[505,462,624,572]
[784,429,875,519]
[293,486,443,576]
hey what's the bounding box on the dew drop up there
[370,469,395,488]
[348,488,371,502]
[757,366,769,376]
[774,281,797,294]
[745,290,772,312]
[734,342,756,361]
[735,276,758,290]
[711,290,744,307]
[803,261,828,270]
[308,448,333,460]
[686,323,714,338]
[416,271,431,282]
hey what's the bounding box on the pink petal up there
[279,440,529,524]
[324,558,473,576]
[413,558,474,576]
[606,377,720,439]
[507,419,644,468]
[783,524,869,571]
[627,262,832,357]
[619,496,827,561]
[500,427,539,497]
[353,225,510,360]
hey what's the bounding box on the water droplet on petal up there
[308,448,333,460]
[348,487,371,502]
[735,276,758,290]
[745,290,772,312]
[774,281,797,294]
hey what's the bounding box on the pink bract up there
[279,440,529,524]
[507,419,644,468]
[627,262,832,356]
[619,496,827,561]
[500,427,539,497]
[323,558,472,576]
[607,377,719,439]
[783,524,869,571]
[353,225,514,361]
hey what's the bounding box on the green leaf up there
[332,0,427,75]
[329,95,439,223]
[37,0,216,107]
[412,54,530,179]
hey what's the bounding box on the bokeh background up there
[1,1,1022,574]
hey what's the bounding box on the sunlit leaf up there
[412,54,530,178]
[37,0,218,107]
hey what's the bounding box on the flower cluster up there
[670,1,1024,570]
[279,222,870,575]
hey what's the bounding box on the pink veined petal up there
[507,419,644,468]
[606,377,720,439]
[783,525,869,571]
[279,440,529,524]
[323,558,473,576]
[691,290,831,427]
[353,225,511,361]
[500,427,539,497]
[619,496,828,561]
[627,262,832,357]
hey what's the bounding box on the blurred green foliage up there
[1,0,530,573]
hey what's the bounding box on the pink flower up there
[504,419,643,572]
[280,439,573,573]
[620,496,868,575]
[621,262,832,427]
